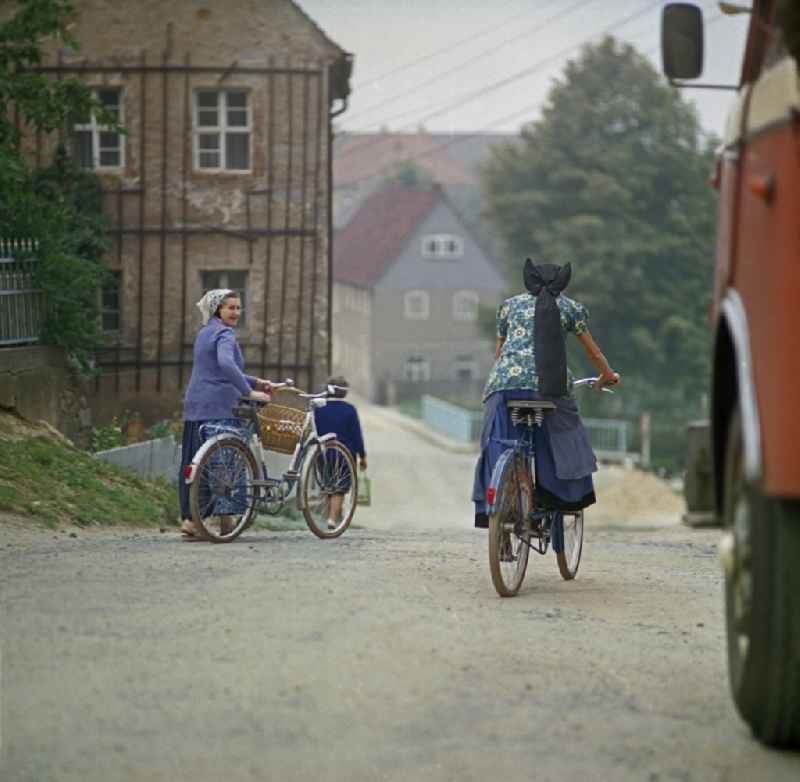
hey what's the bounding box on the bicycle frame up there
[487,433,554,556]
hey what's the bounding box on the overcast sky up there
[298,0,750,139]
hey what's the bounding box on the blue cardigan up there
[314,400,366,460]
[183,318,257,421]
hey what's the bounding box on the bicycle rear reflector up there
[183,464,194,481]
[487,487,496,505]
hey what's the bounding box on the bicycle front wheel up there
[189,437,258,542]
[300,440,357,539]
[554,510,584,580]
[488,453,530,597]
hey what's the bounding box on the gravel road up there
[2,401,798,782]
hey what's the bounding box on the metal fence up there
[583,417,633,463]
[420,394,635,463]
[0,239,43,347]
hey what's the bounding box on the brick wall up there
[17,0,349,424]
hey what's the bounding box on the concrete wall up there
[0,346,93,444]
[94,436,180,482]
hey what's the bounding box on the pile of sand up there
[591,465,685,526]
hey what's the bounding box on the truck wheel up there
[722,409,800,748]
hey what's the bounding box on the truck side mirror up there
[661,3,705,80]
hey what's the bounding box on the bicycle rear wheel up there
[189,437,258,542]
[488,453,530,597]
[300,440,357,539]
[554,510,584,580]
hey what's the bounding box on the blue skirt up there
[472,390,597,522]
[178,418,247,520]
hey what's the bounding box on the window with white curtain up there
[404,355,430,382]
[452,290,479,322]
[421,234,464,259]
[403,290,430,320]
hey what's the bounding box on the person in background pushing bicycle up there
[472,259,619,529]
[313,376,367,530]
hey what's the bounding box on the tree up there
[382,161,435,190]
[482,37,718,471]
[1,0,114,370]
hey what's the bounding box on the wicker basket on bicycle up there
[257,389,306,454]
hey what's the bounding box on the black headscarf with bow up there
[523,259,572,396]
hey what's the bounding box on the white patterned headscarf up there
[196,289,234,325]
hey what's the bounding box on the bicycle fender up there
[183,433,242,485]
[296,442,320,510]
[487,448,516,515]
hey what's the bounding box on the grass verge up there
[0,423,178,530]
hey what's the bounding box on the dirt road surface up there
[2,400,798,781]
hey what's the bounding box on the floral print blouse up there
[482,292,589,400]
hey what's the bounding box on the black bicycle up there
[486,377,613,596]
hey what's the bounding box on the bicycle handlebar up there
[573,376,616,394]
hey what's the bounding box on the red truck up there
[662,1,799,748]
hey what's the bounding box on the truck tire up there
[722,409,800,748]
[777,0,800,64]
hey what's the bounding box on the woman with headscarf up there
[178,289,271,538]
[472,260,620,528]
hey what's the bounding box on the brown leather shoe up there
[220,516,236,535]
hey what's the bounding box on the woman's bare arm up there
[577,330,619,388]
[495,337,505,359]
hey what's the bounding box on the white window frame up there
[452,290,480,322]
[73,88,125,170]
[403,290,430,320]
[421,234,464,259]
[404,355,431,383]
[193,89,252,172]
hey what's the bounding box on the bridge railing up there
[421,394,637,464]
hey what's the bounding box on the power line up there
[339,6,725,191]
[336,0,663,164]
[350,0,561,91]
[364,0,663,131]
[345,0,597,124]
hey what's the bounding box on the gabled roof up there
[333,187,440,287]
[289,1,350,58]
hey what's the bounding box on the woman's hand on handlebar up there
[248,389,271,404]
[254,377,272,392]
[596,371,620,390]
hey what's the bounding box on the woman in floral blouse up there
[472,260,619,528]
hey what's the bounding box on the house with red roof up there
[332,185,506,403]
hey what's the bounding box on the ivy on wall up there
[1,1,118,373]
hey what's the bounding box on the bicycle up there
[486,377,614,597]
[183,380,357,543]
